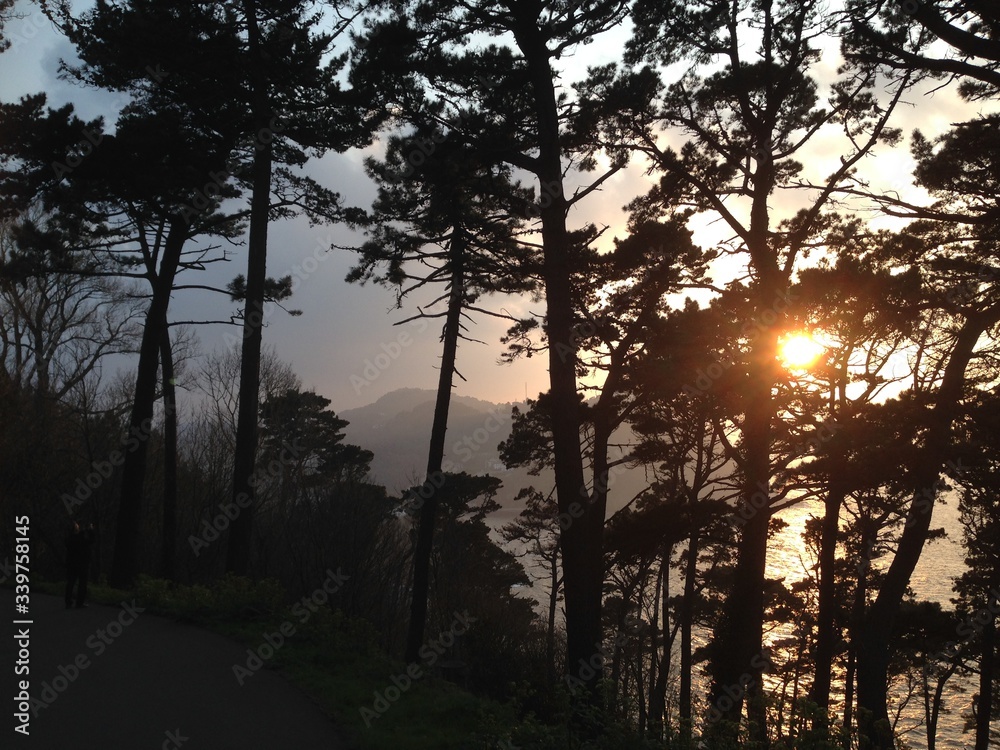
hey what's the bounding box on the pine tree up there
[350,109,535,661]
[366,0,638,697]
[624,0,913,738]
[37,0,384,582]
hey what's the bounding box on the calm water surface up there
[770,495,973,750]
[492,490,979,748]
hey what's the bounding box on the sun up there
[779,332,824,370]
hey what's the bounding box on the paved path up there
[1,588,351,750]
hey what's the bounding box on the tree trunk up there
[844,519,872,747]
[609,582,629,713]
[680,529,699,744]
[705,106,782,738]
[811,442,849,717]
[546,549,559,685]
[842,647,857,748]
[926,663,956,750]
[857,311,999,749]
[109,220,186,588]
[708,323,776,744]
[975,599,996,750]
[404,230,465,662]
[511,13,601,697]
[647,549,667,738]
[226,0,272,576]
[159,328,177,580]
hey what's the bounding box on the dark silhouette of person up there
[65,521,95,609]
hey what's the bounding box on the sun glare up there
[779,332,824,370]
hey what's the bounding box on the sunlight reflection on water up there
[491,489,976,748]
[769,494,972,750]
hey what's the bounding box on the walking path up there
[2,588,351,750]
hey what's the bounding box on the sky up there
[0,2,979,414]
[0,3,565,412]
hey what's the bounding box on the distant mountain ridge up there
[339,388,651,526]
[339,388,525,493]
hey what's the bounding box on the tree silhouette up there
[0,77,247,587]
[38,0,382,582]
[847,0,1000,100]
[624,0,913,738]
[386,0,636,699]
[350,107,535,662]
[850,117,1000,748]
[953,391,1000,750]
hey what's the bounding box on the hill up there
[339,388,651,529]
[339,388,526,494]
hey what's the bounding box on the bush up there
[133,573,284,621]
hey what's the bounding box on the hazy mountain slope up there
[339,388,524,493]
[339,388,652,526]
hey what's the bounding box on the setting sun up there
[779,332,824,370]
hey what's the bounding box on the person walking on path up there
[65,521,95,609]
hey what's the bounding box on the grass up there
[31,575,518,750]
